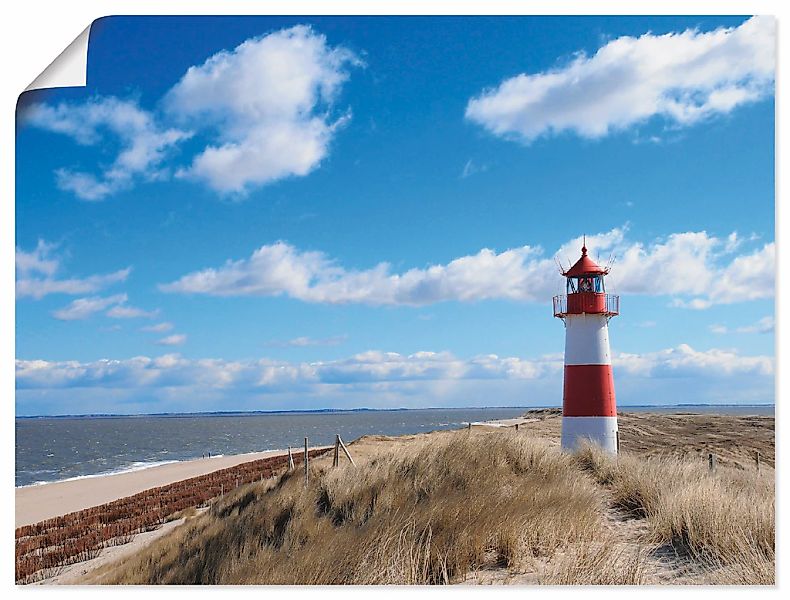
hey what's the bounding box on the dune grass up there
[93,430,774,585]
[96,431,605,584]
[574,443,775,584]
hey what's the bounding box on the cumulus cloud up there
[52,294,128,321]
[155,334,187,346]
[15,344,771,393]
[466,16,775,142]
[159,241,552,304]
[160,227,774,309]
[23,97,190,200]
[22,26,359,199]
[165,25,361,194]
[16,241,130,300]
[16,345,774,414]
[615,344,773,378]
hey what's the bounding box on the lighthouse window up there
[594,276,604,292]
[568,276,604,293]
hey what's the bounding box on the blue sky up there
[15,15,775,415]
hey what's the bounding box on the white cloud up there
[16,345,774,414]
[54,170,115,202]
[52,294,128,321]
[141,322,174,333]
[16,241,130,300]
[160,228,774,309]
[159,240,553,305]
[156,334,187,346]
[466,16,775,142]
[738,316,775,334]
[15,240,59,277]
[614,344,773,378]
[23,97,190,200]
[460,159,488,179]
[106,304,159,319]
[21,26,359,199]
[165,25,361,194]
[710,316,774,335]
[15,344,771,392]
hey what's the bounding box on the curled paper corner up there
[24,24,92,92]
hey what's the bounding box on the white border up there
[3,2,785,597]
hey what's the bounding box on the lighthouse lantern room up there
[553,242,620,454]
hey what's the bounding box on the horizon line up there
[15,403,776,419]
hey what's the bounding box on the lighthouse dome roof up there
[563,244,609,277]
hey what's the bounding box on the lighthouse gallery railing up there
[553,293,619,318]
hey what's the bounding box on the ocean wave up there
[16,448,293,488]
[17,459,182,488]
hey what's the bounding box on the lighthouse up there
[553,242,619,454]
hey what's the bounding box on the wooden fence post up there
[338,435,356,467]
[756,451,761,472]
[468,422,472,432]
[287,446,295,471]
[708,453,716,472]
[333,435,340,467]
[515,423,519,432]
[304,437,309,486]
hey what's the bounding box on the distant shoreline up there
[15,403,776,419]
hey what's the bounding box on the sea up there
[15,405,774,488]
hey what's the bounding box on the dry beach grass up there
[85,418,774,585]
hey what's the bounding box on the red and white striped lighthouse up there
[553,242,620,454]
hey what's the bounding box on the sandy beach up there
[15,447,326,528]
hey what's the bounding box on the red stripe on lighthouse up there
[562,365,617,417]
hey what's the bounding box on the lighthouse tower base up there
[561,416,618,454]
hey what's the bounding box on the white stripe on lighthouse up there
[564,314,611,365]
[561,416,618,453]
